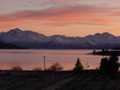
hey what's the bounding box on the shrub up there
[11,66,23,71]
[32,67,42,71]
[48,62,63,71]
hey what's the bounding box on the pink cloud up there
[0,5,111,24]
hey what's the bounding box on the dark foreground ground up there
[0,70,120,90]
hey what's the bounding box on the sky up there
[0,0,120,36]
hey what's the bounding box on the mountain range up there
[0,28,120,49]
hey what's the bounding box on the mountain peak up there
[87,32,115,39]
[94,32,114,37]
[7,28,23,34]
[101,32,114,37]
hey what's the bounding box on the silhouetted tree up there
[74,58,83,72]
[107,52,119,75]
[99,57,108,74]
[93,49,96,54]
[48,62,63,71]
[99,52,120,76]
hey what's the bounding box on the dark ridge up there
[0,28,120,49]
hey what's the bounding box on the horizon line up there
[0,27,119,38]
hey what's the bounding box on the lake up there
[0,50,104,70]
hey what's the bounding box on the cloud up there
[0,4,112,26]
[0,0,120,36]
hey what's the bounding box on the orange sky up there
[0,0,120,36]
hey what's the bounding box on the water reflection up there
[0,50,103,70]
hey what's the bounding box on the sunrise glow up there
[0,0,120,36]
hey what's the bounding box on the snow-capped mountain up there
[0,28,120,49]
[0,28,46,43]
[0,28,46,48]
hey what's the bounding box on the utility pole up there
[43,56,46,71]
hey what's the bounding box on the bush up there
[32,67,42,71]
[48,62,63,71]
[11,66,23,71]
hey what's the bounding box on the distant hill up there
[0,28,120,49]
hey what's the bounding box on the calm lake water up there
[0,50,104,70]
